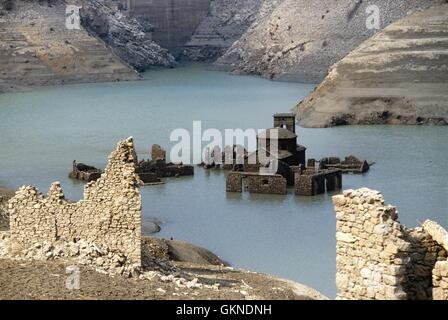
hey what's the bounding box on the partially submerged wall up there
[333,188,447,300]
[226,172,287,195]
[8,138,142,267]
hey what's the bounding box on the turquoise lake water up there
[0,64,447,297]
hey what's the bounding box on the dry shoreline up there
[0,235,328,300]
[0,186,327,300]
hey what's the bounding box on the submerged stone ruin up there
[225,113,350,196]
[333,188,448,300]
[1,138,143,276]
[69,160,103,182]
[70,143,194,186]
[136,144,194,184]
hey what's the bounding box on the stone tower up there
[274,113,296,134]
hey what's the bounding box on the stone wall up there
[246,174,287,195]
[226,172,243,193]
[333,188,447,300]
[295,170,342,196]
[433,261,448,300]
[226,172,287,195]
[8,137,142,268]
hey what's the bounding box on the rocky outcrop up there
[80,0,176,71]
[0,0,139,92]
[297,5,448,127]
[183,0,282,61]
[215,0,445,83]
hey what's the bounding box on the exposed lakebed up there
[0,64,447,297]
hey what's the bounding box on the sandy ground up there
[0,258,326,300]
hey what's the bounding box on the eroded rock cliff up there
[80,0,176,71]
[296,5,448,127]
[0,0,139,92]
[215,0,446,83]
[183,0,282,61]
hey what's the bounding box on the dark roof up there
[274,113,296,118]
[257,128,297,139]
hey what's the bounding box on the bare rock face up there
[215,0,445,83]
[0,0,139,93]
[183,0,283,61]
[296,5,448,128]
[80,0,176,71]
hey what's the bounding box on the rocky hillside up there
[0,0,139,92]
[215,0,446,83]
[80,0,176,71]
[183,0,283,61]
[296,5,448,127]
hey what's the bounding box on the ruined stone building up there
[226,113,343,196]
[4,138,143,274]
[135,144,194,184]
[333,188,448,300]
[69,143,194,185]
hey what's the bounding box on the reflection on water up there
[0,64,447,298]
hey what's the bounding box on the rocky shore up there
[296,5,448,127]
[0,248,327,300]
[0,216,326,300]
[0,138,328,300]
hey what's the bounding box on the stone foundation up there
[295,169,342,196]
[226,172,287,195]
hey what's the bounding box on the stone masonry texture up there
[333,188,448,300]
[8,137,142,269]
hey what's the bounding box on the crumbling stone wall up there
[433,261,448,300]
[226,172,287,195]
[333,188,447,300]
[8,137,142,267]
[247,175,287,195]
